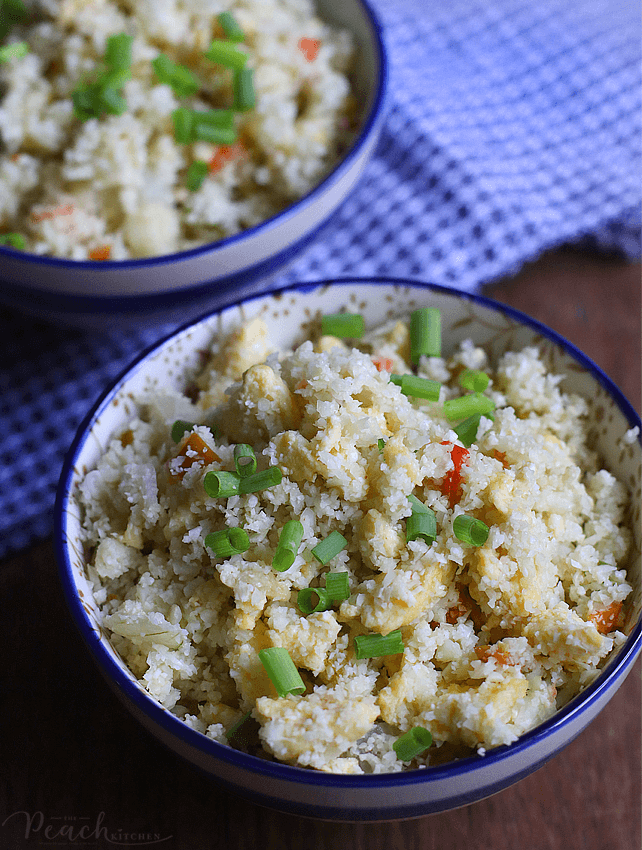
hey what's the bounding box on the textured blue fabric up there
[0,0,640,559]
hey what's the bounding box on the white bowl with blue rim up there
[0,0,388,330]
[55,278,642,820]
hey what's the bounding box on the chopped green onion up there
[98,84,127,114]
[225,710,253,744]
[320,312,365,339]
[378,438,385,453]
[393,727,432,761]
[218,11,245,41]
[389,374,403,387]
[453,412,490,447]
[233,67,255,111]
[0,232,26,250]
[354,629,404,659]
[186,160,208,191]
[204,526,249,557]
[192,113,237,145]
[234,443,257,477]
[410,307,441,363]
[171,420,196,443]
[394,374,441,402]
[453,514,489,546]
[312,530,347,565]
[324,571,350,602]
[458,369,490,393]
[205,39,248,71]
[406,509,437,544]
[172,107,194,143]
[152,53,200,98]
[238,466,282,494]
[0,0,27,41]
[297,586,333,614]
[105,32,133,74]
[407,494,429,514]
[0,41,28,62]
[203,469,241,498]
[443,392,495,422]
[273,519,304,572]
[258,647,306,697]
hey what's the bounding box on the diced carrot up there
[589,601,622,634]
[170,432,220,480]
[492,449,509,468]
[208,141,247,174]
[31,203,74,222]
[88,245,111,261]
[440,441,470,508]
[371,355,394,373]
[446,585,485,631]
[475,645,513,666]
[298,37,320,62]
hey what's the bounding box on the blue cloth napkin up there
[1,0,640,559]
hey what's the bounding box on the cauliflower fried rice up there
[76,313,635,773]
[0,0,358,259]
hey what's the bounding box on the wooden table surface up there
[1,248,640,850]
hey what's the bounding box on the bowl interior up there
[59,279,642,779]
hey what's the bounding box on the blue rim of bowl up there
[0,0,389,308]
[54,277,642,794]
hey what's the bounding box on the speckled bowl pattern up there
[0,0,388,330]
[55,279,642,821]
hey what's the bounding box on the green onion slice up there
[406,509,437,544]
[453,413,486,447]
[186,160,208,192]
[273,520,304,572]
[105,32,133,72]
[407,494,429,514]
[320,312,365,339]
[171,420,196,443]
[389,374,403,387]
[0,232,26,250]
[205,39,248,71]
[393,727,433,761]
[0,41,29,62]
[443,392,495,422]
[203,470,241,498]
[324,571,350,602]
[0,0,28,41]
[453,514,489,546]
[354,629,404,660]
[410,307,441,363]
[378,438,385,453]
[458,369,490,392]
[225,710,253,743]
[234,443,257,477]
[297,586,333,615]
[312,530,347,565]
[239,466,282,494]
[233,67,255,111]
[172,107,194,143]
[152,53,199,97]
[258,647,306,697]
[192,116,237,145]
[204,526,249,557]
[218,11,245,41]
[394,374,441,402]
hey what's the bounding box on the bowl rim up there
[54,276,642,788]
[0,0,388,278]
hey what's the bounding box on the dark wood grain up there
[1,248,640,850]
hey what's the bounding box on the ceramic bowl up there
[55,278,641,820]
[0,0,387,330]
